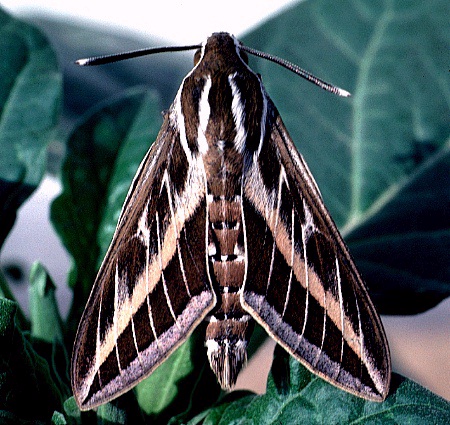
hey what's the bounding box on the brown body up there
[181,35,266,387]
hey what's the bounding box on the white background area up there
[1,0,449,401]
[2,0,295,44]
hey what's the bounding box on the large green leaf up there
[243,0,450,313]
[0,7,61,248]
[348,145,450,313]
[189,346,450,424]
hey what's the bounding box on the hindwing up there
[71,115,215,410]
[241,111,391,401]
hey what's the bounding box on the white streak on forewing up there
[355,293,364,372]
[154,210,164,271]
[172,42,207,163]
[336,257,345,369]
[302,199,317,241]
[164,170,191,298]
[173,96,192,165]
[95,289,103,387]
[144,201,158,344]
[228,73,247,153]
[113,263,123,372]
[197,76,212,154]
[240,180,249,290]
[130,307,143,366]
[156,201,179,327]
[267,167,286,292]
[282,205,295,318]
[136,199,150,242]
[147,289,158,344]
[300,213,309,339]
[256,82,268,157]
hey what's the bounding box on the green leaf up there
[0,297,63,422]
[194,347,450,424]
[29,262,64,343]
[28,263,69,405]
[96,403,127,424]
[51,88,162,322]
[135,335,199,416]
[0,7,62,248]
[243,0,450,313]
[51,411,67,425]
[62,397,81,423]
[348,145,450,313]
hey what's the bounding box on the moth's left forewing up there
[241,111,391,401]
[72,116,215,410]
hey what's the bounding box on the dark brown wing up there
[241,113,390,401]
[71,115,215,409]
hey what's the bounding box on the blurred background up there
[1,0,449,402]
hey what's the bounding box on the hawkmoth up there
[71,32,391,410]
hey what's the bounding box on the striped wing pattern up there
[71,118,215,409]
[241,114,390,400]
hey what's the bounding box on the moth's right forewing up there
[71,115,215,410]
[241,114,391,401]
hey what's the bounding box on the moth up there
[71,32,391,410]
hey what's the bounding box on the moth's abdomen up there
[205,194,254,389]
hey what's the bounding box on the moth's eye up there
[238,49,249,64]
[193,49,202,65]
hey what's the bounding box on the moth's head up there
[193,32,249,69]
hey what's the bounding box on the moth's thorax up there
[175,33,269,163]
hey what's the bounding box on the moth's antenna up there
[241,45,351,97]
[76,40,350,98]
[76,44,201,66]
